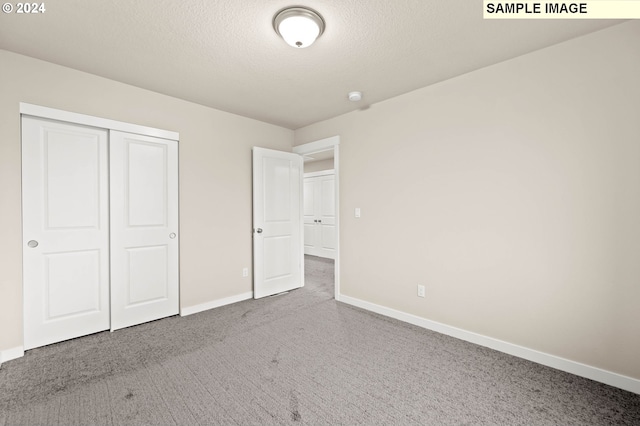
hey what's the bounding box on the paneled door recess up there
[22,115,179,350]
[303,171,336,259]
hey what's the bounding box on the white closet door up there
[22,117,110,350]
[303,178,317,252]
[303,173,336,259]
[109,131,179,331]
[318,174,336,258]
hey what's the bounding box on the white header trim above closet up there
[19,103,179,141]
[304,169,335,179]
[293,135,339,154]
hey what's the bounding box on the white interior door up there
[303,172,336,259]
[109,131,179,330]
[22,116,110,350]
[253,147,303,299]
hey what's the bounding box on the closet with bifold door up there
[21,107,179,350]
[303,170,336,259]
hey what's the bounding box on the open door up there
[252,147,303,298]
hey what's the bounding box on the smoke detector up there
[348,91,362,102]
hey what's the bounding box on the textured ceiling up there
[0,1,622,129]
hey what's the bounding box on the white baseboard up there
[0,346,24,364]
[339,295,640,395]
[180,292,253,317]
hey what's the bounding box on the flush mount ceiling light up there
[273,6,325,48]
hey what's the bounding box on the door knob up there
[256,228,263,234]
[27,240,39,248]
[169,233,176,239]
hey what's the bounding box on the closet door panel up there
[110,131,179,331]
[319,175,336,256]
[302,173,336,259]
[303,179,317,252]
[22,117,110,350]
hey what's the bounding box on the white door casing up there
[109,131,179,331]
[22,116,110,350]
[253,147,303,299]
[303,171,336,259]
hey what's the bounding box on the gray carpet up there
[1,255,639,425]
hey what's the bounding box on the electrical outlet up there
[417,285,426,298]
[242,267,249,277]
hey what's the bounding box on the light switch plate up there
[355,208,361,218]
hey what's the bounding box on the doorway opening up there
[293,136,340,300]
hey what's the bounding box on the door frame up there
[293,136,341,300]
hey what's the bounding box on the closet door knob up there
[169,233,176,239]
[256,228,263,234]
[27,240,39,248]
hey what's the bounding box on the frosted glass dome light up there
[274,7,325,48]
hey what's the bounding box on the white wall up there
[0,50,293,354]
[304,158,334,173]
[294,22,640,381]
